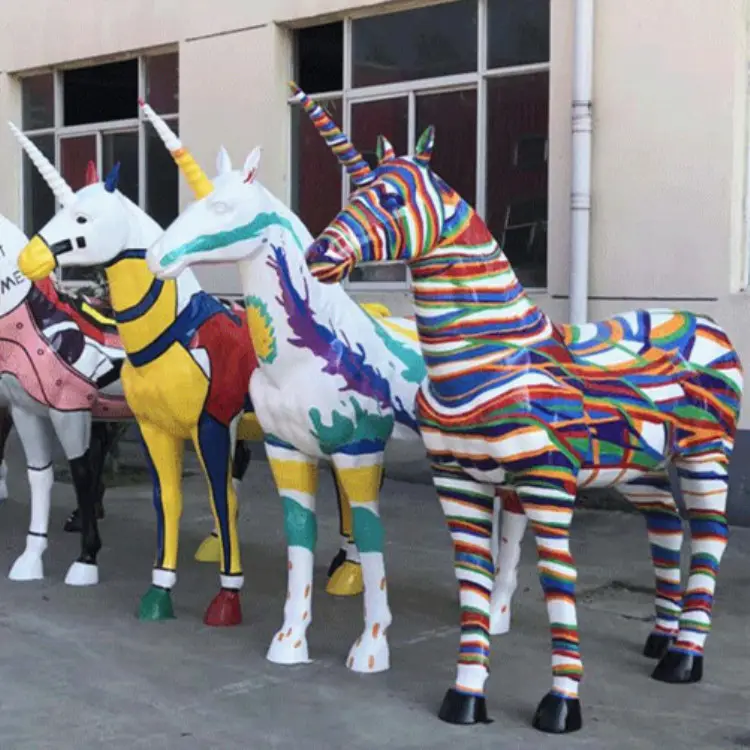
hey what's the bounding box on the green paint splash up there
[309,397,393,455]
[370,318,426,384]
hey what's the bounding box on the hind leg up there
[0,406,13,502]
[617,473,684,658]
[191,413,243,627]
[8,408,53,581]
[652,456,729,684]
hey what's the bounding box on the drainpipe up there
[568,0,594,325]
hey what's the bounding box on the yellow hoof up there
[194,534,221,563]
[326,561,364,597]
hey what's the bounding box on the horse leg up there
[48,409,101,586]
[616,474,684,658]
[0,406,13,502]
[516,480,582,734]
[652,455,729,684]
[8,408,53,581]
[63,421,109,533]
[194,438,249,564]
[265,438,318,665]
[490,489,528,635]
[137,422,184,621]
[325,470,365,597]
[331,452,391,672]
[191,413,243,627]
[434,469,495,725]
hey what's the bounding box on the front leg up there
[265,436,318,665]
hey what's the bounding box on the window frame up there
[289,0,550,292]
[19,50,178,289]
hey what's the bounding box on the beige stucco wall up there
[1,0,750,423]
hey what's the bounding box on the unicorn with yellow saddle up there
[142,103,529,672]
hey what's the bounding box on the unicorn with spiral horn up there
[141,100,529,670]
[293,82,742,733]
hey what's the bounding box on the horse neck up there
[409,198,551,368]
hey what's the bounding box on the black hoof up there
[651,649,703,683]
[643,632,675,659]
[532,692,582,734]
[438,688,491,725]
[326,548,347,578]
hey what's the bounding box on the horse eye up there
[76,216,88,224]
[382,194,404,211]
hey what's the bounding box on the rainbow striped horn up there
[8,121,75,206]
[139,99,214,199]
[288,81,374,187]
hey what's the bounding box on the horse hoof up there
[652,649,703,683]
[326,560,363,597]
[438,688,491,725]
[532,692,582,734]
[194,533,221,563]
[8,554,44,581]
[204,588,242,626]
[138,585,175,621]
[65,561,99,586]
[643,632,675,659]
[326,548,347,578]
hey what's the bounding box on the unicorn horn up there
[139,98,214,199]
[288,81,374,187]
[8,121,75,206]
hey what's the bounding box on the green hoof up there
[138,585,175,621]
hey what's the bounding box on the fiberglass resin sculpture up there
[292,82,741,734]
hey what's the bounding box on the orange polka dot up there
[372,623,380,638]
[304,585,310,598]
[368,655,375,669]
[501,605,507,614]
[286,628,292,637]
[294,640,302,648]
[379,577,386,590]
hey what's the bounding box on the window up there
[20,52,179,284]
[291,0,550,288]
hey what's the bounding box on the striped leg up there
[436,470,494,725]
[490,489,528,635]
[192,413,243,627]
[617,474,684,658]
[266,438,318,666]
[517,482,583,734]
[332,452,391,673]
[325,471,364,596]
[652,456,729,684]
[137,422,184,621]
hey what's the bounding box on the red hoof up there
[203,588,243,627]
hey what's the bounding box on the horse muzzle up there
[18,236,57,281]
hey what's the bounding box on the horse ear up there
[376,135,395,164]
[216,146,232,175]
[414,126,435,167]
[85,160,99,185]
[243,147,262,184]
[104,162,120,193]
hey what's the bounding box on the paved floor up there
[0,437,748,749]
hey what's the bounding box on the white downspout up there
[569,0,594,325]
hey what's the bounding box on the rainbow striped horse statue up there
[12,126,368,623]
[0,207,130,586]
[292,84,742,733]
[140,101,528,669]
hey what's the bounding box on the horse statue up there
[292,83,741,733]
[0,207,131,586]
[140,100,529,671]
[12,126,368,623]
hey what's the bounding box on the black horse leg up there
[64,422,110,533]
[67,448,102,580]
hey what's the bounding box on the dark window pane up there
[416,88,477,205]
[296,23,343,93]
[485,72,549,288]
[60,135,97,192]
[145,53,179,114]
[146,117,179,229]
[22,74,54,130]
[353,1,477,87]
[22,134,55,235]
[63,60,138,126]
[487,0,550,69]
[291,97,342,238]
[103,130,139,205]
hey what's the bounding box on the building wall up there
[1,0,750,521]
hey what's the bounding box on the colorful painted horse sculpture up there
[141,101,528,671]
[0,208,131,586]
[293,84,742,733]
[13,127,365,624]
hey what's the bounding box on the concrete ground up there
[0,436,747,750]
